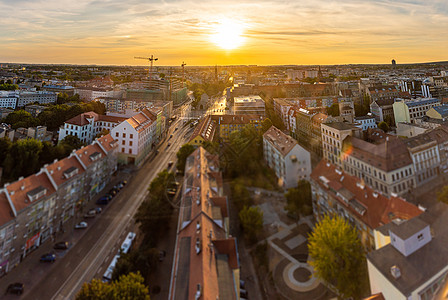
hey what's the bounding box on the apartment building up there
[188,115,217,147]
[169,147,240,300]
[370,99,395,123]
[211,114,265,141]
[354,116,377,131]
[342,135,415,196]
[58,112,127,144]
[74,87,115,102]
[368,203,448,300]
[273,98,294,130]
[233,95,266,115]
[393,98,441,125]
[110,108,156,165]
[321,122,361,168]
[16,91,57,107]
[403,134,440,187]
[263,126,311,189]
[0,134,118,275]
[367,86,399,103]
[0,91,17,109]
[311,160,423,250]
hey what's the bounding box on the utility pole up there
[134,54,158,88]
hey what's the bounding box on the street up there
[0,115,194,300]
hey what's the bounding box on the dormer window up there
[89,152,101,161]
[27,186,47,202]
[63,167,78,179]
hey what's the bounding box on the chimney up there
[390,265,401,279]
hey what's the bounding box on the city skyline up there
[1,0,448,66]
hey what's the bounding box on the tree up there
[3,139,43,180]
[308,214,367,299]
[135,170,175,244]
[2,110,38,129]
[76,272,150,300]
[231,180,253,210]
[176,144,196,173]
[378,121,389,132]
[239,205,263,243]
[326,103,340,117]
[60,135,84,150]
[437,185,448,203]
[284,180,313,219]
[0,137,12,167]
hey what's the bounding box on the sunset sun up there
[210,19,246,50]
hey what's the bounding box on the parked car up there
[5,283,24,295]
[169,134,173,139]
[96,197,109,205]
[108,189,117,196]
[40,253,56,263]
[95,207,102,214]
[75,222,88,229]
[240,279,246,289]
[84,209,96,218]
[240,289,248,298]
[53,241,69,250]
[168,161,174,168]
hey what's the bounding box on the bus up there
[102,254,120,282]
[102,232,136,282]
[120,232,136,255]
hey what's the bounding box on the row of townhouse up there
[0,134,117,276]
[169,147,240,300]
[322,121,448,197]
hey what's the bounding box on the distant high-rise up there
[392,59,396,67]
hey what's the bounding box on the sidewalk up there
[0,172,130,298]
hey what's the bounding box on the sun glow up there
[210,19,246,50]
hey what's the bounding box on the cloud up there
[0,0,447,65]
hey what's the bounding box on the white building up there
[0,91,17,109]
[58,112,127,144]
[263,126,311,189]
[110,108,156,165]
[354,115,376,131]
[393,98,441,125]
[16,91,57,107]
[367,204,448,300]
[233,95,266,116]
[74,87,116,102]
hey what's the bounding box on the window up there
[130,141,133,146]
[123,133,126,138]
[129,149,132,154]
[122,140,125,145]
[130,134,133,139]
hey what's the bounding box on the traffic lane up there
[22,161,167,299]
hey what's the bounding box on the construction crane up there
[134,54,158,85]
[181,61,186,84]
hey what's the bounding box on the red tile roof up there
[6,172,56,213]
[0,191,14,226]
[75,143,106,168]
[46,155,85,187]
[65,112,125,126]
[263,125,298,157]
[96,134,118,153]
[311,160,422,229]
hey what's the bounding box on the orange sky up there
[1,0,447,65]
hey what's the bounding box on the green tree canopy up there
[2,110,38,129]
[378,121,390,132]
[284,180,313,219]
[308,214,367,299]
[239,205,263,243]
[3,139,44,180]
[60,135,84,150]
[326,103,340,117]
[0,137,12,167]
[176,144,196,173]
[76,272,150,300]
[437,185,448,203]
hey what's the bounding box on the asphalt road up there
[1,116,194,300]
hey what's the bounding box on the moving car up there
[5,283,24,295]
[53,241,69,250]
[40,253,56,263]
[75,221,88,229]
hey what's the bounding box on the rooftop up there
[368,202,448,296]
[311,160,422,230]
[263,125,300,157]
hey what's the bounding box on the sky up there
[0,0,448,66]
